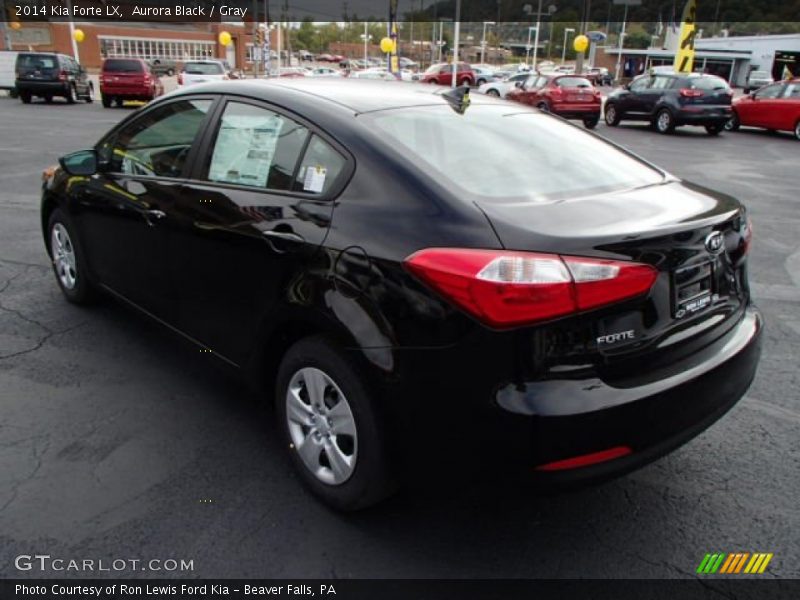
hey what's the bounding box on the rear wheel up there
[101,94,111,108]
[66,84,77,104]
[536,101,550,112]
[795,120,800,141]
[604,103,620,126]
[655,108,675,134]
[476,78,486,86]
[725,112,740,131]
[84,84,94,103]
[705,123,724,136]
[486,89,500,97]
[44,94,53,104]
[583,117,599,129]
[166,68,175,76]
[114,97,124,108]
[47,209,95,304]
[276,336,396,511]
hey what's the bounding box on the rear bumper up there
[16,81,68,95]
[675,105,732,125]
[551,104,601,119]
[380,305,762,482]
[100,86,154,98]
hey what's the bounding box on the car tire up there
[101,94,111,108]
[583,117,599,129]
[705,123,724,136]
[20,91,32,104]
[44,94,53,103]
[275,336,397,511]
[476,78,486,86]
[655,108,675,134]
[84,84,94,103]
[486,89,500,97]
[66,84,78,104]
[795,120,800,141]
[47,209,96,305]
[167,68,175,76]
[604,103,620,126]
[536,102,550,112]
[115,97,124,108]
[725,113,740,132]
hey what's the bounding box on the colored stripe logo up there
[697,553,773,574]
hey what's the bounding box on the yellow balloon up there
[73,29,85,43]
[573,34,589,54]
[10,21,22,31]
[218,31,232,46]
[380,37,395,54]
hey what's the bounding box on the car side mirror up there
[59,149,98,176]
[514,81,523,88]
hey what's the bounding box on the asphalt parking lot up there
[0,93,798,580]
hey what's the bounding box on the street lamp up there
[360,22,372,64]
[561,27,575,64]
[437,18,451,63]
[480,21,495,65]
[525,26,537,67]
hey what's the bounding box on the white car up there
[178,60,227,87]
[351,68,415,82]
[471,66,497,85]
[477,72,531,98]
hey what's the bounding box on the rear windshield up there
[555,76,593,88]
[103,59,144,73]
[17,54,58,70]
[184,62,224,75]
[366,105,664,202]
[686,76,730,91]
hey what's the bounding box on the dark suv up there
[604,72,733,135]
[15,52,94,104]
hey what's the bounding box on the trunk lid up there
[16,53,60,82]
[477,180,751,359]
[101,59,146,88]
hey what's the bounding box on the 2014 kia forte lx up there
[41,79,762,510]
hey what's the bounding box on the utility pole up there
[252,0,259,77]
[450,0,461,87]
[575,0,592,75]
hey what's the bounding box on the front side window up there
[367,105,664,203]
[105,99,212,177]
[629,76,651,92]
[755,83,783,99]
[650,76,673,89]
[207,102,309,190]
[783,83,800,98]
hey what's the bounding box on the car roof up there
[168,78,503,114]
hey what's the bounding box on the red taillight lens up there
[679,88,704,98]
[58,70,68,81]
[404,249,658,329]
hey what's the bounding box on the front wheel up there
[725,113,740,131]
[536,101,550,112]
[705,123,724,136]
[604,103,620,126]
[276,336,397,511]
[47,209,96,304]
[20,91,31,104]
[655,108,675,134]
[84,84,94,103]
[486,89,500,97]
[795,120,800,141]
[583,117,599,129]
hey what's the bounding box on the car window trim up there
[187,94,354,202]
[95,94,222,182]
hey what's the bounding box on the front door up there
[76,97,216,320]
[165,98,349,365]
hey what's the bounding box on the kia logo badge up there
[705,231,724,255]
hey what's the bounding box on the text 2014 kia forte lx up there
[41,80,762,510]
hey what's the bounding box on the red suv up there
[99,58,164,108]
[421,62,475,86]
[506,73,602,128]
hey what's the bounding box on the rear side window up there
[555,77,592,88]
[104,59,143,73]
[292,136,346,195]
[17,54,57,70]
[650,76,673,89]
[207,102,309,190]
[105,99,213,177]
[184,62,224,75]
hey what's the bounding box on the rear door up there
[166,97,351,364]
[747,82,784,128]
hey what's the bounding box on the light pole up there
[561,27,574,64]
[450,0,461,88]
[525,26,537,67]
[437,18,451,64]
[480,21,495,65]
[614,6,628,83]
[361,22,372,64]
[532,0,542,70]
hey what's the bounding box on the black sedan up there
[41,79,761,510]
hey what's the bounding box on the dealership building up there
[4,20,277,71]
[599,32,800,86]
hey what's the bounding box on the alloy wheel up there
[286,367,358,486]
[795,121,800,141]
[657,110,672,133]
[605,105,617,125]
[51,223,77,290]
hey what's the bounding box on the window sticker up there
[209,114,283,187]
[302,165,327,193]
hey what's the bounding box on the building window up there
[97,36,214,62]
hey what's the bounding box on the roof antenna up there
[442,85,471,115]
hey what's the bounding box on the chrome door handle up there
[144,209,166,219]
[263,230,304,244]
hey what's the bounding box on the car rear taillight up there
[743,217,753,255]
[404,249,658,328]
[679,88,704,98]
[177,72,184,85]
[58,70,68,81]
